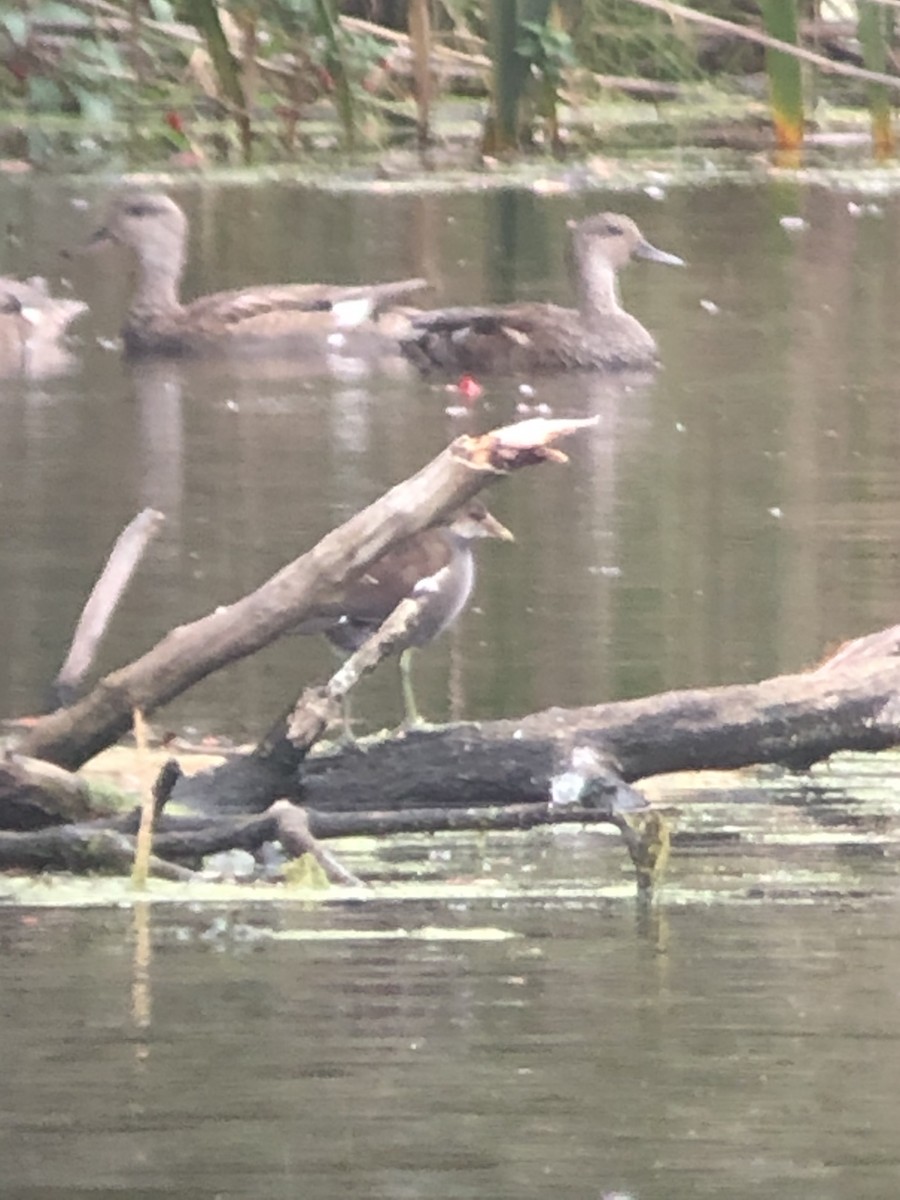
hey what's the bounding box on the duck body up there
[0,276,87,377]
[91,192,427,358]
[401,213,682,375]
[400,300,657,374]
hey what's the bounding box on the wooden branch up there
[19,419,595,772]
[175,627,900,816]
[627,0,900,92]
[267,800,363,886]
[0,823,193,879]
[0,795,634,880]
[51,508,164,707]
[0,753,97,828]
[284,593,425,753]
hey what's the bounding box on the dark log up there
[19,418,594,772]
[0,797,630,879]
[177,649,900,814]
[0,824,193,879]
[0,753,99,829]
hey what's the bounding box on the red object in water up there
[457,374,483,400]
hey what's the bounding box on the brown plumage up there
[297,501,514,727]
[90,191,427,357]
[401,213,683,375]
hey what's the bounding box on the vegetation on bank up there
[0,2,898,169]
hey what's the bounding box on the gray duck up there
[90,191,427,357]
[0,276,87,377]
[400,212,683,374]
[297,501,514,728]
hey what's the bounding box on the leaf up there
[760,0,804,151]
[147,0,177,22]
[183,0,252,162]
[0,12,29,45]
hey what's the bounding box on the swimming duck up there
[400,213,683,374]
[297,501,514,728]
[90,191,428,357]
[0,276,87,377]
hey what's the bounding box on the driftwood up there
[50,508,164,708]
[2,628,898,883]
[20,417,594,772]
[0,790,657,885]
[175,632,900,816]
[4,415,900,886]
[0,754,97,829]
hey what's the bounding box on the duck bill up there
[634,238,684,267]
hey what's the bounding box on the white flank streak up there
[414,566,450,596]
[331,297,375,328]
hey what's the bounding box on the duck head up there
[569,212,685,271]
[90,191,188,277]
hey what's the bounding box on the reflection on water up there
[2,881,900,1200]
[2,178,900,1200]
[4,182,900,736]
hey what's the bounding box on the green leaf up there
[760,0,804,151]
[69,84,115,123]
[183,0,252,162]
[0,12,29,45]
[147,0,177,21]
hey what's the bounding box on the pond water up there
[4,178,900,735]
[3,879,900,1200]
[2,173,900,1199]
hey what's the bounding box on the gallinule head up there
[300,500,514,730]
[400,212,683,375]
[89,191,427,357]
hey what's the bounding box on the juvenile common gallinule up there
[90,191,427,357]
[400,212,683,374]
[299,501,514,729]
[0,276,87,377]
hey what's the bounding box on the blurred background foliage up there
[0,1,895,165]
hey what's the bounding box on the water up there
[3,889,900,1200]
[2,176,900,1198]
[5,181,900,734]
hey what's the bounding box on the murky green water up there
[4,180,900,735]
[3,175,900,1199]
[2,884,900,1200]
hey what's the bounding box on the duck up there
[89,191,428,357]
[400,212,683,374]
[296,501,514,729]
[0,276,87,377]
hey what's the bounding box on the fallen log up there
[0,795,654,884]
[176,640,900,814]
[18,417,594,772]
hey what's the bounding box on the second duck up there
[401,212,683,375]
[90,191,427,357]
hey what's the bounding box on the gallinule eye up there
[400,212,683,375]
[89,191,427,357]
[299,501,514,731]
